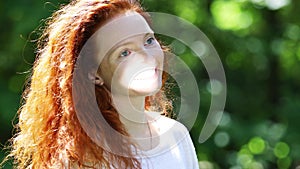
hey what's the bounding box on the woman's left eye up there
[145,37,156,46]
[120,49,131,57]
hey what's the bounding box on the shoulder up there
[144,112,199,168]
[147,111,189,137]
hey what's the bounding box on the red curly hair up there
[7,0,172,168]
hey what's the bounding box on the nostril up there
[101,0,110,4]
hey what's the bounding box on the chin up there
[129,81,162,96]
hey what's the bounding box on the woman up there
[8,0,199,168]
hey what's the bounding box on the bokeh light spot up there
[267,123,286,141]
[219,112,231,127]
[274,142,290,159]
[246,37,263,54]
[214,131,230,147]
[248,137,266,154]
[285,24,300,40]
[277,157,292,169]
[199,161,214,169]
[249,161,264,169]
[191,41,208,59]
[265,0,291,10]
[171,40,186,55]
[211,0,253,30]
[237,153,253,167]
[174,1,197,23]
[206,79,223,95]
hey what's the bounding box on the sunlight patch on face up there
[128,68,161,95]
[133,69,156,80]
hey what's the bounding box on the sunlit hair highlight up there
[6,0,172,169]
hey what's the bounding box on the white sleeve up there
[177,123,200,169]
[141,114,200,169]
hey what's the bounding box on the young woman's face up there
[95,12,164,96]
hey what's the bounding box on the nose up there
[138,47,155,63]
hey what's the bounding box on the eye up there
[120,49,131,57]
[144,37,156,46]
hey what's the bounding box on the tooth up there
[135,69,155,79]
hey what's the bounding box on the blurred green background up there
[1,0,299,168]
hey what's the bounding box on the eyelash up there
[145,37,156,46]
[118,36,157,58]
[120,49,131,57]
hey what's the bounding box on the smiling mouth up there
[133,68,158,80]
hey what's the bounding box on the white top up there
[61,113,199,169]
[137,112,199,169]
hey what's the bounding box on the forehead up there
[93,11,154,58]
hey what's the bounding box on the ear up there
[88,72,104,86]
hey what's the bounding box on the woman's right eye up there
[120,49,131,57]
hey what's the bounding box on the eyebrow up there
[107,33,154,58]
[144,32,154,38]
[114,32,154,49]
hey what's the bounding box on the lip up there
[133,68,158,81]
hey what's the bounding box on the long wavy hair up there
[6,0,172,168]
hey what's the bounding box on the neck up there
[112,94,158,150]
[112,94,150,138]
[112,94,146,124]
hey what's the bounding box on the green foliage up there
[1,0,300,168]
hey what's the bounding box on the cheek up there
[98,64,111,83]
[112,62,134,85]
[153,48,164,67]
[99,62,120,88]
